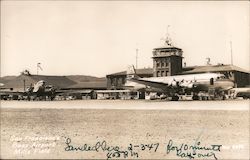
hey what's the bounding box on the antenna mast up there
[136,47,138,69]
[165,25,172,46]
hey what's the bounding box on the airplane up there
[24,80,57,100]
[124,65,235,100]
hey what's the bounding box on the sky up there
[1,1,249,77]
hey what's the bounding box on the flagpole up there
[230,41,233,65]
[37,63,42,75]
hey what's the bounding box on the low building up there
[62,81,107,99]
[106,68,153,90]
[96,90,139,100]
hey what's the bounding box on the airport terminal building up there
[106,45,250,90]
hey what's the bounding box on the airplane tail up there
[33,80,46,93]
[126,65,140,79]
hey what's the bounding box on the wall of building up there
[106,73,152,90]
[106,75,126,89]
[170,56,183,76]
[234,71,250,87]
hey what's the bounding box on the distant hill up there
[0,75,106,85]
[66,75,106,83]
[0,76,17,84]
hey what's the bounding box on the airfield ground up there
[0,100,249,159]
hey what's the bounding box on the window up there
[210,78,214,85]
[166,71,169,76]
[161,62,165,68]
[110,78,114,85]
[161,71,165,76]
[122,78,126,84]
[157,71,161,77]
[156,62,160,68]
[166,59,169,67]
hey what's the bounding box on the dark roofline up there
[106,68,153,77]
[106,64,249,77]
[182,64,250,74]
[65,81,107,89]
[23,74,68,77]
[153,47,182,50]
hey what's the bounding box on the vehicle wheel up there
[192,95,199,100]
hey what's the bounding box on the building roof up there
[107,68,153,76]
[182,64,250,74]
[66,81,107,89]
[96,90,131,93]
[66,89,93,94]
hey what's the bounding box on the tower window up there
[157,71,161,77]
[161,71,165,76]
[161,62,165,68]
[166,71,169,76]
[156,62,160,68]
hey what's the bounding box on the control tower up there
[152,36,183,77]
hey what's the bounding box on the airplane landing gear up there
[171,95,179,101]
[192,95,199,100]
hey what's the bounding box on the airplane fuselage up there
[125,73,234,93]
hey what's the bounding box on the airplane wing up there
[128,78,172,91]
[128,77,198,92]
[125,65,200,94]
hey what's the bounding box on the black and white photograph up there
[0,1,249,159]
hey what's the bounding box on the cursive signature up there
[166,139,222,160]
[64,137,159,159]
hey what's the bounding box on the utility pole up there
[230,41,233,65]
[23,79,26,92]
[136,47,138,69]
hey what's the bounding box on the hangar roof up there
[66,81,107,89]
[107,64,249,77]
[107,68,153,76]
[182,65,250,74]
